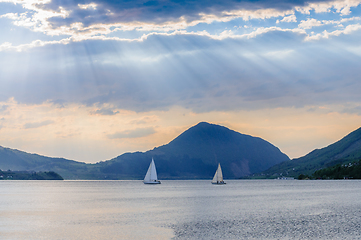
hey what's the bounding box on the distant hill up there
[260,126,361,178]
[98,122,290,179]
[0,122,290,179]
[0,146,92,179]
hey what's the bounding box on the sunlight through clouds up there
[0,0,361,162]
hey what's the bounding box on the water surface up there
[1,180,360,239]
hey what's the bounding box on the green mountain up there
[260,126,361,178]
[0,122,290,179]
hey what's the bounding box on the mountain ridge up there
[0,122,290,179]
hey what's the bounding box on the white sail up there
[144,158,161,184]
[212,168,218,183]
[212,163,225,184]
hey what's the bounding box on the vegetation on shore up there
[0,170,63,180]
[297,159,361,180]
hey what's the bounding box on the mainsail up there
[144,158,161,184]
[212,163,225,184]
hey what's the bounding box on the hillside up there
[0,146,93,179]
[312,160,361,179]
[260,126,361,178]
[0,122,290,179]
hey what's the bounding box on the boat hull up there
[144,181,161,184]
[212,181,226,185]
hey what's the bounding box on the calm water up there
[1,180,361,239]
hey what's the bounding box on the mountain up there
[0,122,290,179]
[261,126,361,178]
[98,122,290,179]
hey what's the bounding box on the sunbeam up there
[0,0,361,162]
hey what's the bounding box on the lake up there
[1,180,361,239]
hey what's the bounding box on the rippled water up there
[1,180,361,239]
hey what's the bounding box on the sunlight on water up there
[0,180,361,239]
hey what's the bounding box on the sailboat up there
[143,158,161,184]
[212,163,226,184]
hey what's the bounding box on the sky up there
[0,0,361,163]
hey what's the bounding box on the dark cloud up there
[38,0,314,27]
[107,127,156,139]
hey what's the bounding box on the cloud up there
[0,0,360,46]
[23,120,54,129]
[107,127,156,139]
[0,0,360,116]
[305,23,361,40]
[341,105,361,115]
[277,14,297,23]
[0,105,8,113]
[0,25,360,114]
[33,0,361,28]
[130,117,158,125]
[78,3,98,10]
[91,107,119,116]
[35,0,302,26]
[0,117,4,130]
[298,18,323,29]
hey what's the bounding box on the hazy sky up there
[0,0,361,163]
